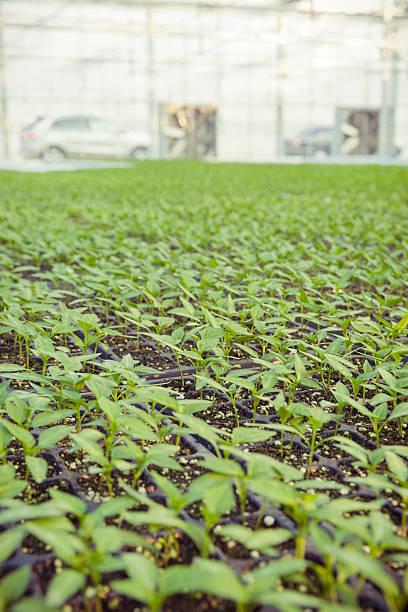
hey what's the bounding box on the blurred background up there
[1,0,407,163]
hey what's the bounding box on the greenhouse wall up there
[1,0,407,161]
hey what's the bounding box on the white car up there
[21,115,150,160]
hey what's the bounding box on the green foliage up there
[0,161,407,611]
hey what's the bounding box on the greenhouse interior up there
[0,0,408,162]
[1,3,408,612]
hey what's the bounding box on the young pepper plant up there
[266,403,336,477]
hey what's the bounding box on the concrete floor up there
[214,155,408,166]
[0,156,407,172]
[0,159,135,173]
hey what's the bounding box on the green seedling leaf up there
[331,388,371,418]
[384,449,408,481]
[0,465,26,499]
[177,413,226,448]
[316,498,385,519]
[231,426,275,445]
[383,444,408,459]
[0,500,62,524]
[31,409,74,427]
[11,597,58,612]
[92,526,136,554]
[199,456,244,478]
[258,591,324,611]
[334,380,350,401]
[71,429,104,456]
[5,398,26,425]
[3,422,35,449]
[234,342,259,358]
[203,480,235,515]
[119,417,159,442]
[219,524,292,554]
[26,456,48,483]
[0,566,31,609]
[224,320,251,336]
[250,478,298,506]
[38,425,72,449]
[114,552,158,600]
[295,480,347,491]
[378,368,397,389]
[0,364,25,372]
[294,353,306,381]
[335,548,399,598]
[325,353,355,378]
[33,335,55,354]
[0,372,48,384]
[181,558,246,602]
[174,399,212,416]
[49,488,87,516]
[201,306,220,328]
[369,392,393,406]
[389,402,408,420]
[245,557,308,599]
[45,570,85,608]
[26,523,84,564]
[86,374,115,399]
[394,312,408,333]
[88,496,136,521]
[0,528,25,563]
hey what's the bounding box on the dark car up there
[284,126,333,157]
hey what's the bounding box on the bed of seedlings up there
[0,161,407,612]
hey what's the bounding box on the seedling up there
[1,161,407,611]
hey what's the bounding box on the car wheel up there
[43,146,66,162]
[130,147,149,160]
